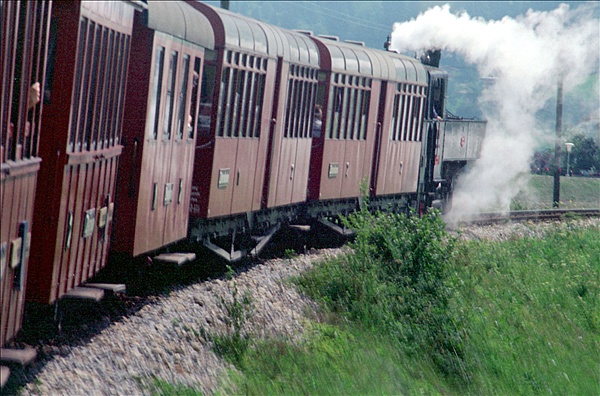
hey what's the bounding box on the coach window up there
[406,86,415,141]
[359,89,370,140]
[92,27,106,150]
[300,77,310,138]
[251,70,265,138]
[352,83,363,140]
[401,85,410,141]
[355,78,363,140]
[302,77,314,138]
[308,78,319,138]
[81,23,100,151]
[199,54,217,138]
[284,77,294,138]
[3,1,39,160]
[347,83,357,139]
[302,78,318,138]
[216,66,227,137]
[98,29,113,149]
[293,79,302,138]
[71,19,86,151]
[149,46,165,140]
[431,77,445,120]
[227,68,239,137]
[410,90,420,141]
[294,77,303,138]
[229,68,240,137]
[216,67,229,137]
[113,32,130,147]
[176,54,190,140]
[408,85,417,141]
[391,93,400,141]
[396,84,404,141]
[410,86,424,141]
[188,57,201,139]
[242,70,255,138]
[241,69,252,138]
[235,69,247,137]
[414,87,426,142]
[312,73,326,138]
[329,78,343,140]
[163,50,178,140]
[43,17,58,105]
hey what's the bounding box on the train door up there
[267,62,318,208]
[229,54,272,215]
[204,51,272,218]
[136,34,203,254]
[162,45,202,247]
[289,66,318,204]
[318,75,345,200]
[339,76,375,199]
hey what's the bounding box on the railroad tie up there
[1,366,9,388]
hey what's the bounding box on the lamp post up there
[565,142,574,177]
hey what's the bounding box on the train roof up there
[309,35,427,84]
[144,1,319,67]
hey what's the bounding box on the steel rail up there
[448,208,600,226]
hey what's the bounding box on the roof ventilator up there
[317,34,339,41]
[345,40,365,46]
[293,29,313,36]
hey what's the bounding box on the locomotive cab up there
[419,62,487,213]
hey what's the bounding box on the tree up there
[570,134,600,174]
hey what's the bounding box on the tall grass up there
[452,222,600,394]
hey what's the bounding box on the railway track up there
[450,208,600,226]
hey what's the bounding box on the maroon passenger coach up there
[113,1,205,257]
[184,2,321,259]
[1,0,52,347]
[26,0,142,304]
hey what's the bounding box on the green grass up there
[218,324,449,395]
[512,174,600,209]
[452,223,600,394]
[152,212,599,395]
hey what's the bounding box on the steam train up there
[1,0,485,382]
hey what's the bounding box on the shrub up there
[298,208,468,380]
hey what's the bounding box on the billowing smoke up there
[391,3,599,222]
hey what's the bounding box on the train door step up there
[153,253,196,266]
[62,286,105,302]
[289,225,311,232]
[85,283,126,294]
[1,366,9,388]
[0,347,37,366]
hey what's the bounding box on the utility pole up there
[220,0,229,10]
[553,77,563,208]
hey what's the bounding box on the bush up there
[297,208,468,380]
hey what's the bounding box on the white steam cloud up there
[391,3,599,221]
